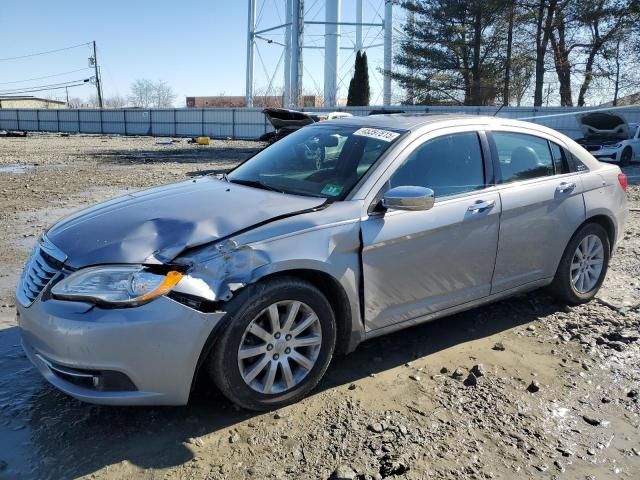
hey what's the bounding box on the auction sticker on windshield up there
[353,128,400,142]
[320,183,344,196]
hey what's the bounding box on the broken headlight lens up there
[51,266,183,307]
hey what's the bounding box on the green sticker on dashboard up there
[321,183,343,196]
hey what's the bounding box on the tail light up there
[618,173,628,192]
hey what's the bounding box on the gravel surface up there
[0,133,638,480]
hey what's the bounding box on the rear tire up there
[209,277,336,411]
[548,223,610,305]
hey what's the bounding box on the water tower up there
[245,0,394,108]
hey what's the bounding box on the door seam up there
[488,191,503,295]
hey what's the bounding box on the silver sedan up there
[16,115,628,410]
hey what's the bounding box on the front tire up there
[548,223,610,305]
[209,277,336,411]
[620,147,632,167]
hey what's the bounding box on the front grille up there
[585,145,601,152]
[16,236,66,307]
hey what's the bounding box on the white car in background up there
[576,112,640,166]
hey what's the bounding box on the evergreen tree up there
[347,51,370,106]
[392,0,504,106]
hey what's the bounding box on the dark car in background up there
[260,108,352,144]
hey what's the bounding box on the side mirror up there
[382,186,435,211]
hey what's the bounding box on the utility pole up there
[92,41,103,108]
[65,87,69,106]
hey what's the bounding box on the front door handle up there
[468,199,495,213]
[556,182,577,193]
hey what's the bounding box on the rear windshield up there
[228,124,405,199]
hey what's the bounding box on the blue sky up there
[0,0,392,106]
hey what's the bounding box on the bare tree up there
[85,94,101,108]
[391,0,639,107]
[529,0,558,106]
[153,80,176,108]
[503,0,516,105]
[128,79,155,108]
[575,0,632,106]
[549,3,574,106]
[66,97,84,108]
[510,54,535,106]
[128,79,176,108]
[103,95,127,108]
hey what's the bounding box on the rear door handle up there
[468,199,495,213]
[556,182,577,193]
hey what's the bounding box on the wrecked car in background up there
[260,107,352,144]
[576,111,640,166]
[16,114,627,411]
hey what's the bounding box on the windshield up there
[228,124,404,199]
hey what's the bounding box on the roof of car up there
[325,113,495,130]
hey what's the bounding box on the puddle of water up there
[0,322,42,479]
[0,164,69,174]
[44,164,70,170]
[0,165,33,174]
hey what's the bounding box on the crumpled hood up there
[46,177,326,269]
[578,112,629,139]
[263,108,316,130]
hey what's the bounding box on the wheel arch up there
[550,213,616,283]
[583,214,616,254]
[189,265,360,396]
[256,269,356,356]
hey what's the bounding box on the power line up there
[0,68,93,85]
[0,84,89,97]
[0,42,91,62]
[0,78,92,94]
[0,78,91,96]
[0,83,89,96]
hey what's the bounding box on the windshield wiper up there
[228,178,286,193]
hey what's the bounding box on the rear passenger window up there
[549,142,570,174]
[493,132,554,183]
[389,132,485,197]
[568,152,589,172]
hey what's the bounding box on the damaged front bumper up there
[18,295,225,406]
[592,149,620,161]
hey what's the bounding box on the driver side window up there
[389,132,485,197]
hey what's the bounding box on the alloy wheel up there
[570,234,604,294]
[237,300,322,394]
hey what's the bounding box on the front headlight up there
[51,265,183,307]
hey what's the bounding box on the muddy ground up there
[0,133,638,480]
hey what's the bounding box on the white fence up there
[1,105,638,140]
